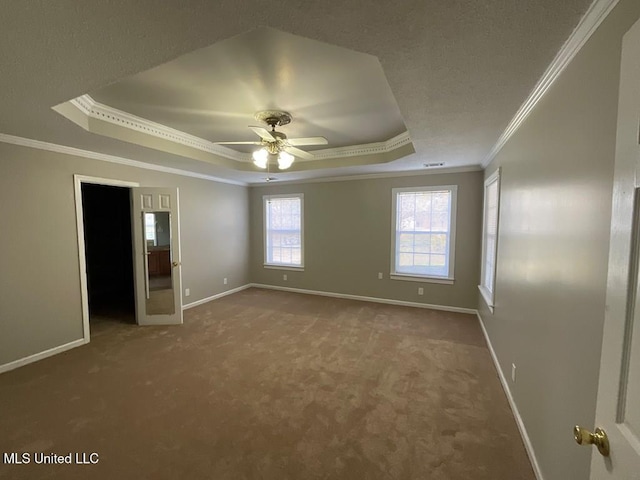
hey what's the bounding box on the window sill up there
[390,273,454,285]
[264,264,304,272]
[478,285,494,313]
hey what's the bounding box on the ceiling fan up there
[215,110,328,170]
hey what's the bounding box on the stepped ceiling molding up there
[0,0,599,184]
[54,27,415,173]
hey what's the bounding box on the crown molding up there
[248,165,483,186]
[62,95,413,163]
[308,131,412,160]
[0,133,248,186]
[0,131,479,188]
[70,95,250,162]
[483,0,620,167]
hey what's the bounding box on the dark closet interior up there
[81,183,135,324]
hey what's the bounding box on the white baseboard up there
[476,311,545,480]
[182,284,252,310]
[251,283,477,314]
[0,338,87,375]
[0,286,472,376]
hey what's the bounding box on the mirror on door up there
[144,211,175,315]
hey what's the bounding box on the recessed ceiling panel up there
[89,27,409,153]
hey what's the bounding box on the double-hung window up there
[263,194,304,269]
[391,186,457,283]
[479,169,500,310]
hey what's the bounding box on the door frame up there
[73,174,139,341]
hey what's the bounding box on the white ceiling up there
[0,0,594,184]
[89,27,408,151]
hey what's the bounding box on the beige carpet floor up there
[0,288,534,479]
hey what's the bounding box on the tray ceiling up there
[54,27,415,172]
[0,0,595,184]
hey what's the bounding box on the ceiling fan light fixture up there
[252,148,268,168]
[218,110,325,170]
[277,151,294,170]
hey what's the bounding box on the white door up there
[586,16,640,479]
[132,187,182,325]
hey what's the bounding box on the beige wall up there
[0,142,250,366]
[479,2,640,479]
[250,171,483,310]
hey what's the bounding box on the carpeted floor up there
[0,288,534,479]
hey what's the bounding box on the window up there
[144,213,157,246]
[479,169,500,309]
[263,194,304,269]
[391,186,457,282]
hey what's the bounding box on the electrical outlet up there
[378,272,383,279]
[185,288,190,297]
[418,287,424,295]
[283,274,287,281]
[223,277,228,285]
[511,364,517,383]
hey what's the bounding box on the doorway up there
[81,183,135,326]
[74,175,140,340]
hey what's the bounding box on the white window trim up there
[263,265,305,272]
[390,273,454,285]
[390,185,458,283]
[263,193,305,270]
[479,168,501,312]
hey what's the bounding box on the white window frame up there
[263,193,304,271]
[479,168,501,311]
[390,185,458,284]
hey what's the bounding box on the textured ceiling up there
[0,0,594,184]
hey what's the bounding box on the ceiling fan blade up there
[214,141,263,145]
[287,136,328,146]
[249,126,276,141]
[284,146,314,160]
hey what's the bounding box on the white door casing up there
[132,187,183,326]
[591,16,640,479]
[73,175,140,340]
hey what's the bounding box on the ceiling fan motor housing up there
[254,111,291,154]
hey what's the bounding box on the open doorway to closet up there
[74,175,140,340]
[81,183,135,326]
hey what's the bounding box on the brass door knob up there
[574,426,610,457]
